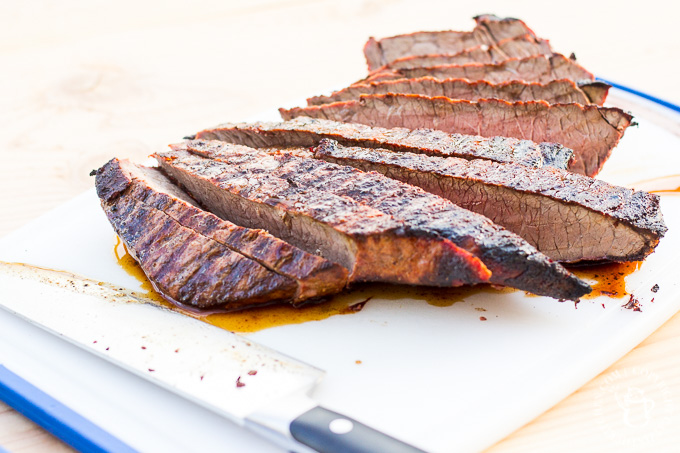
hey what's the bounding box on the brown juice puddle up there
[114,237,368,333]
[113,237,507,333]
[330,282,513,309]
[629,174,680,194]
[567,261,641,300]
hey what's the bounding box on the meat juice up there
[114,237,363,333]
[568,261,641,300]
[114,236,508,331]
[630,174,680,194]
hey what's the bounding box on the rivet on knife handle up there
[290,406,425,453]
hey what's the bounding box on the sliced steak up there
[178,139,591,301]
[364,15,536,71]
[383,34,551,70]
[104,158,349,302]
[308,77,608,106]
[195,117,573,170]
[95,158,300,310]
[155,146,490,288]
[315,140,667,263]
[279,93,633,177]
[365,54,595,85]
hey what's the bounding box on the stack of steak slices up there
[291,15,629,178]
[194,119,666,264]
[95,158,350,310]
[94,15,668,313]
[155,140,590,301]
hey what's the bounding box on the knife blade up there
[0,262,424,453]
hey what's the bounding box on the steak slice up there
[383,34,552,70]
[279,93,633,177]
[364,15,536,71]
[195,117,573,170]
[365,54,595,85]
[178,139,591,301]
[315,140,667,263]
[102,158,349,302]
[308,77,608,106]
[95,158,299,310]
[155,146,490,287]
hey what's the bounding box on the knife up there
[0,262,424,453]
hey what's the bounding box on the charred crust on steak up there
[171,139,593,300]
[313,139,666,263]
[196,118,573,170]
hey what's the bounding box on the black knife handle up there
[290,406,426,453]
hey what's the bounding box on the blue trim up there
[0,365,137,453]
[597,78,680,114]
[0,445,10,453]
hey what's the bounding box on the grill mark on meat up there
[381,34,552,71]
[179,139,591,301]
[364,15,536,71]
[308,77,607,106]
[279,93,632,177]
[95,158,298,310]
[196,117,573,170]
[155,146,491,287]
[364,54,595,86]
[314,140,667,263]
[114,159,349,301]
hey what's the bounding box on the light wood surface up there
[1,1,679,451]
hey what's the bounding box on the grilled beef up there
[315,140,667,263]
[363,54,595,86]
[383,34,551,70]
[279,93,633,177]
[195,117,573,170]
[155,145,490,287]
[110,158,349,301]
[308,77,608,106]
[95,158,304,310]
[174,139,591,301]
[364,15,536,71]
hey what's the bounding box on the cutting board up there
[1,87,680,453]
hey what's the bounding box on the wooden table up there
[2,1,679,451]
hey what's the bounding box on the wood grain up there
[1,1,680,452]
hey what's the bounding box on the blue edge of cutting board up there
[0,365,136,453]
[0,79,678,453]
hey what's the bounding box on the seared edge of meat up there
[197,117,573,170]
[279,93,633,177]
[94,158,298,309]
[180,139,591,301]
[578,81,611,105]
[155,145,491,287]
[364,54,595,86]
[308,77,605,106]
[314,140,667,263]
[381,34,552,71]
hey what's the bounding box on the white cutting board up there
[1,88,680,453]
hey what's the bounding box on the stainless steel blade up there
[0,262,324,428]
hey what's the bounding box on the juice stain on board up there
[567,261,641,300]
[114,237,506,333]
[114,237,365,333]
[629,174,680,194]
